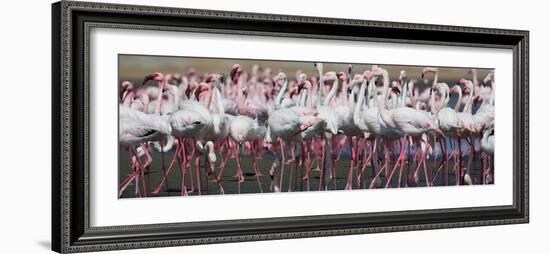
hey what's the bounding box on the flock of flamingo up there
[119,62,495,198]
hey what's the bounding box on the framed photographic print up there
[51,1,529,253]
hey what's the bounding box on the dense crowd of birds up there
[119,63,495,197]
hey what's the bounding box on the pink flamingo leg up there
[330,136,337,190]
[159,142,169,194]
[152,138,182,195]
[430,140,447,184]
[233,144,244,195]
[216,139,233,181]
[187,142,196,193]
[303,141,312,191]
[319,137,327,191]
[369,141,388,189]
[279,138,286,191]
[253,141,264,177]
[208,158,225,194]
[251,141,263,193]
[130,147,147,197]
[179,140,189,196]
[359,139,375,189]
[119,148,143,198]
[412,138,423,186]
[285,144,295,165]
[153,138,187,195]
[420,141,431,187]
[397,138,407,188]
[386,137,406,188]
[194,151,202,196]
[453,139,460,185]
[345,137,356,190]
[457,138,464,185]
[406,138,419,187]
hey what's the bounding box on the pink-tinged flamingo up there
[313,63,341,190]
[118,106,171,197]
[119,73,168,196]
[266,72,318,192]
[361,67,403,189]
[353,71,386,188]
[430,84,462,184]
[335,68,366,190]
[294,75,325,191]
[370,66,443,188]
[152,82,214,196]
[456,79,477,185]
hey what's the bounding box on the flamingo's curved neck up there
[353,79,368,126]
[305,83,313,109]
[430,87,437,114]
[408,81,416,108]
[453,87,463,112]
[378,69,396,128]
[299,87,307,107]
[316,65,323,108]
[323,78,339,106]
[139,93,150,114]
[349,85,358,111]
[472,69,479,88]
[463,82,474,113]
[341,79,349,107]
[400,81,408,107]
[367,78,376,108]
[236,74,245,100]
[214,88,225,114]
[275,78,288,107]
[204,86,213,110]
[122,91,134,108]
[169,86,179,112]
[154,80,165,115]
[432,69,439,88]
[432,85,450,114]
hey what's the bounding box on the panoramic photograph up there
[118,55,495,198]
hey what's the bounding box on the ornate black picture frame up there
[52,1,529,253]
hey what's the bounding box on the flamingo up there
[118,106,171,197]
[334,68,366,190]
[266,72,319,192]
[369,66,443,188]
[455,79,477,185]
[119,72,169,196]
[295,75,327,191]
[119,63,494,196]
[430,84,462,184]
[152,82,214,196]
[313,63,341,190]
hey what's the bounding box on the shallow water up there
[118,141,491,199]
